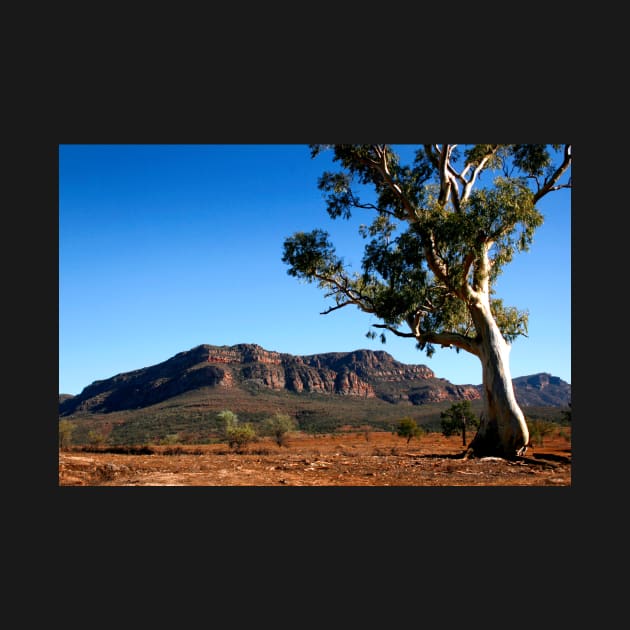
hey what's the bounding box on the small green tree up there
[160,433,181,445]
[216,410,239,439]
[226,424,257,452]
[261,413,297,446]
[440,400,480,446]
[396,417,424,444]
[59,420,75,450]
[87,429,106,448]
[528,419,555,447]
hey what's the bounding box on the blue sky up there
[59,144,571,395]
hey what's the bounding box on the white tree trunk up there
[468,301,529,458]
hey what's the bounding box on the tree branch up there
[437,144,451,205]
[423,144,440,170]
[419,330,480,356]
[372,324,416,338]
[355,146,418,224]
[373,323,480,356]
[462,145,499,202]
[320,302,353,315]
[533,144,572,203]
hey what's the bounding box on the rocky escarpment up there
[59,344,380,415]
[302,349,435,382]
[508,373,572,407]
[206,344,376,397]
[60,343,571,418]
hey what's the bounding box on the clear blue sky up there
[59,144,571,396]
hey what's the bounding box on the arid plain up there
[59,429,571,487]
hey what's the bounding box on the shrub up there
[528,419,556,447]
[160,433,181,445]
[226,424,257,452]
[87,430,107,447]
[396,417,424,444]
[59,420,76,450]
[261,413,296,447]
[216,410,239,436]
[440,401,479,440]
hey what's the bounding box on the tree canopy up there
[283,144,571,359]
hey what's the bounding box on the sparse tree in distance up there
[87,429,107,448]
[160,433,181,445]
[527,419,555,447]
[216,409,238,439]
[396,417,424,445]
[216,410,257,452]
[59,419,75,450]
[261,413,296,447]
[440,400,480,446]
[226,424,257,452]
[282,144,571,458]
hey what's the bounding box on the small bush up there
[226,424,257,452]
[261,413,296,447]
[528,419,556,447]
[160,433,181,445]
[396,417,424,444]
[59,420,76,450]
[87,430,107,447]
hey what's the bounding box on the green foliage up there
[59,419,75,449]
[215,409,257,451]
[216,409,239,436]
[527,419,556,446]
[282,144,570,359]
[396,417,424,444]
[59,384,565,447]
[87,429,106,447]
[226,424,257,452]
[160,433,181,445]
[440,400,479,437]
[261,413,297,446]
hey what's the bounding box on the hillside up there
[58,343,488,416]
[58,343,571,445]
[509,373,572,407]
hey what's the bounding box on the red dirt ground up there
[58,430,571,487]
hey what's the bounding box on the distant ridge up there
[59,343,570,416]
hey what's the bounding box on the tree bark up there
[467,301,529,459]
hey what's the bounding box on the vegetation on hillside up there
[59,392,567,448]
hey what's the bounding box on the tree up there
[396,417,424,444]
[282,144,571,459]
[226,424,257,452]
[216,409,239,439]
[59,419,75,450]
[216,410,257,452]
[527,419,556,447]
[87,429,107,448]
[440,400,480,446]
[261,413,296,446]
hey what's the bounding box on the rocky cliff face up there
[509,373,572,407]
[58,343,568,417]
[206,344,376,397]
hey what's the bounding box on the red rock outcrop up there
[59,343,509,416]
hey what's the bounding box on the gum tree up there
[282,144,571,459]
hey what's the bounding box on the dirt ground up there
[58,430,571,487]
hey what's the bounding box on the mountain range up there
[59,343,571,417]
